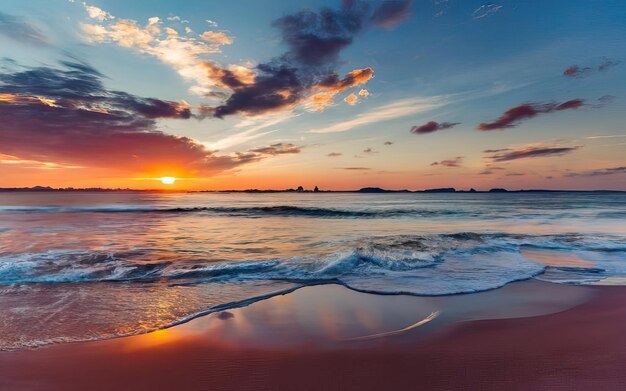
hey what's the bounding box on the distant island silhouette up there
[1,186,624,193]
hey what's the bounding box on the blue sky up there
[1,0,625,190]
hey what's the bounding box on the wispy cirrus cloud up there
[0,11,49,46]
[411,120,460,135]
[478,99,585,130]
[583,134,626,140]
[472,4,502,20]
[484,145,581,162]
[310,96,447,133]
[249,143,301,155]
[202,112,294,151]
[341,167,371,170]
[565,166,626,177]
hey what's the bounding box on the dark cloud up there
[431,156,463,167]
[327,152,342,157]
[565,166,626,177]
[249,143,302,155]
[203,0,418,118]
[371,0,413,28]
[485,146,580,162]
[341,167,371,170]
[0,60,266,174]
[482,148,509,153]
[384,141,393,145]
[363,147,378,154]
[477,99,584,131]
[411,121,460,135]
[0,11,48,46]
[211,1,373,118]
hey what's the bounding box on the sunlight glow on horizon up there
[159,177,176,185]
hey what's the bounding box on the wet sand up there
[1,281,625,390]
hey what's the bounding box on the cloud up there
[363,147,378,154]
[344,93,359,105]
[563,65,593,78]
[358,89,370,97]
[0,60,279,176]
[565,166,626,177]
[485,145,581,162]
[341,167,371,170]
[327,152,342,157]
[83,4,114,22]
[477,99,585,130]
[598,57,620,72]
[200,31,233,45]
[0,11,49,46]
[583,134,626,140]
[202,113,291,150]
[472,4,503,20]
[384,141,393,145]
[564,58,620,78]
[248,143,301,155]
[410,120,459,135]
[430,156,463,167]
[78,2,381,117]
[79,4,235,97]
[478,166,505,175]
[371,0,413,28]
[209,1,377,117]
[310,96,447,133]
[0,153,83,170]
[306,67,373,111]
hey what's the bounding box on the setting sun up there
[159,177,176,185]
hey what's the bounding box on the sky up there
[0,0,625,190]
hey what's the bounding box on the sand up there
[1,281,625,391]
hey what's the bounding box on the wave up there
[2,231,625,351]
[0,205,471,218]
[4,232,624,293]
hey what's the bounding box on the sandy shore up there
[1,281,625,390]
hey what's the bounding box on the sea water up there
[1,191,625,350]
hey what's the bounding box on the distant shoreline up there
[1,186,625,194]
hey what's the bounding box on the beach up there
[2,191,626,390]
[2,280,625,391]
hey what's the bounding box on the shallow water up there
[1,191,625,350]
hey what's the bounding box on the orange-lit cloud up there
[200,30,233,45]
[0,60,301,181]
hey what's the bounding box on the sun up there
[159,177,176,185]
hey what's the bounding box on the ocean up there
[1,191,625,350]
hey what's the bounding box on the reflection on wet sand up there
[521,248,596,267]
[117,280,593,351]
